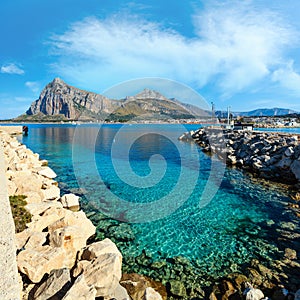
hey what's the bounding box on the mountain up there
[216,108,298,118]
[22,78,203,121]
[25,78,121,120]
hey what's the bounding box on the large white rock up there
[27,206,67,232]
[33,268,71,300]
[243,287,264,300]
[81,238,121,261]
[25,201,63,216]
[40,185,60,201]
[17,246,69,283]
[60,193,80,211]
[144,287,163,300]
[48,211,96,239]
[24,232,48,250]
[62,274,97,300]
[49,225,91,264]
[83,253,122,298]
[38,167,57,179]
[13,171,43,195]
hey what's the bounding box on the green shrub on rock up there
[9,195,32,233]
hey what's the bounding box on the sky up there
[1,0,300,119]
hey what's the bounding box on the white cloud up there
[0,63,24,75]
[25,81,41,94]
[272,61,300,95]
[48,1,296,100]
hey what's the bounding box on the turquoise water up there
[19,124,298,280]
[255,127,300,134]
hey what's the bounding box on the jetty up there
[180,127,300,187]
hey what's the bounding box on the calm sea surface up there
[19,124,299,279]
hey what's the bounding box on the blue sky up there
[1,0,300,119]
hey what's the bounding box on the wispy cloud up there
[272,60,300,95]
[0,63,24,75]
[25,81,41,94]
[48,1,297,100]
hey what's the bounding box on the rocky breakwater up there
[0,129,164,300]
[183,128,300,188]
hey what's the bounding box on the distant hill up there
[216,108,298,118]
[19,78,206,122]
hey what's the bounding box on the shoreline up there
[1,126,300,299]
[180,127,300,190]
[0,126,165,300]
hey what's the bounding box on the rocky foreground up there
[180,127,300,189]
[0,128,164,300]
[1,126,300,300]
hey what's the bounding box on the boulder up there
[15,228,32,250]
[60,193,80,211]
[26,207,67,232]
[25,201,63,216]
[291,159,300,181]
[81,238,121,261]
[82,253,122,298]
[49,226,91,264]
[24,232,48,249]
[13,171,43,195]
[120,273,167,300]
[33,268,71,300]
[38,167,57,179]
[17,246,69,283]
[144,287,163,300]
[109,283,131,300]
[48,211,96,240]
[62,274,97,300]
[40,185,60,201]
[243,284,264,300]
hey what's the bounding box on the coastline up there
[1,125,300,299]
[0,126,165,300]
[181,127,300,190]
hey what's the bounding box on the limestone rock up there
[60,193,80,211]
[81,238,121,261]
[49,225,91,264]
[144,287,163,300]
[48,210,96,240]
[109,283,131,300]
[41,184,60,200]
[62,274,97,300]
[72,260,90,278]
[243,284,264,300]
[17,246,69,283]
[38,166,57,179]
[83,253,122,298]
[25,201,63,216]
[121,273,167,300]
[24,232,48,249]
[33,268,71,300]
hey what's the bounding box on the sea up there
[17,124,300,283]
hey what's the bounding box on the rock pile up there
[185,128,300,186]
[0,129,164,300]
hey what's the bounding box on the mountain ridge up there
[20,78,298,121]
[23,78,204,121]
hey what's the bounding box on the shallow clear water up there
[20,124,297,279]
